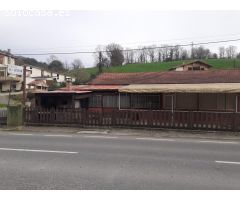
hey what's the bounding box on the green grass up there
[0,104,7,108]
[85,59,240,76]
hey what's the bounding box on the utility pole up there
[22,64,26,107]
[98,51,103,73]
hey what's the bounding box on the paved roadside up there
[0,125,240,141]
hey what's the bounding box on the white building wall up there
[58,74,65,82]
[43,70,51,77]
[175,67,184,71]
[27,66,42,77]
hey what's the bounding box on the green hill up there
[86,59,240,76]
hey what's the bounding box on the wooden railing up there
[0,109,7,125]
[24,108,240,131]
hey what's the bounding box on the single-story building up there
[26,69,240,130]
[30,69,240,112]
[169,60,213,71]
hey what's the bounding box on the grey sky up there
[1,10,240,67]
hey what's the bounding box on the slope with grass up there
[85,58,240,75]
[105,59,240,73]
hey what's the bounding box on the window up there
[193,66,200,70]
[199,93,232,111]
[103,95,118,108]
[226,94,235,111]
[131,94,161,110]
[89,95,102,107]
[163,94,173,110]
[120,94,130,108]
[175,93,198,110]
[0,71,5,77]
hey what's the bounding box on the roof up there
[28,80,48,87]
[119,83,240,93]
[33,90,92,94]
[169,60,213,71]
[0,50,15,58]
[89,70,240,85]
[60,84,122,91]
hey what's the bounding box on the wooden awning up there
[119,83,240,93]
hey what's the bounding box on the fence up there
[24,108,240,131]
[0,109,7,125]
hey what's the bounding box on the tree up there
[147,45,156,63]
[95,45,110,73]
[192,46,210,59]
[219,46,225,58]
[71,59,84,69]
[47,55,58,64]
[106,43,124,66]
[48,60,65,72]
[226,45,237,59]
[137,46,148,63]
[70,68,91,84]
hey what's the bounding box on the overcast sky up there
[1,10,240,67]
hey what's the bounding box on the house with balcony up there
[0,49,22,92]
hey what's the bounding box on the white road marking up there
[136,137,175,141]
[8,133,33,136]
[44,134,73,137]
[197,140,239,144]
[77,130,109,134]
[215,161,240,165]
[0,147,78,154]
[83,135,118,139]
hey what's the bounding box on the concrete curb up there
[1,125,240,141]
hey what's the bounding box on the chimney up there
[7,49,11,54]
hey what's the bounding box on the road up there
[0,130,239,189]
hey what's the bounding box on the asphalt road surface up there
[0,131,239,189]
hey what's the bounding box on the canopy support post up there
[119,92,121,110]
[171,94,174,126]
[236,94,238,113]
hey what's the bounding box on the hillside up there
[85,59,240,76]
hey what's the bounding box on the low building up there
[27,69,240,131]
[27,80,49,91]
[169,60,213,71]
[0,49,23,92]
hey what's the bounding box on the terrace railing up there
[24,108,240,131]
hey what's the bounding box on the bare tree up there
[64,60,71,70]
[219,46,225,58]
[156,48,162,62]
[147,45,156,63]
[71,59,84,69]
[46,55,58,64]
[161,45,169,61]
[94,45,109,73]
[226,45,237,59]
[173,45,182,61]
[137,46,148,63]
[192,46,210,59]
[180,49,188,60]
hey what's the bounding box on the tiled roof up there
[33,90,92,94]
[60,85,122,91]
[28,80,48,87]
[89,70,240,85]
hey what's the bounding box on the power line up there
[14,38,240,56]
